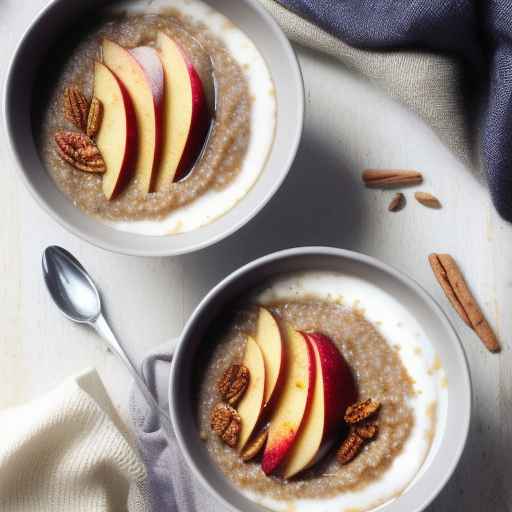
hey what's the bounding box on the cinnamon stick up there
[362,169,423,187]
[428,254,500,352]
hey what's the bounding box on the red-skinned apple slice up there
[255,307,285,410]
[155,31,209,188]
[93,61,137,199]
[281,332,356,478]
[102,40,164,193]
[237,336,266,451]
[261,325,315,475]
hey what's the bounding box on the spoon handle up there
[92,314,170,423]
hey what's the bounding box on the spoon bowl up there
[42,246,101,323]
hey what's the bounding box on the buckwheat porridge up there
[34,0,276,235]
[196,271,448,512]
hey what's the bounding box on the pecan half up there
[362,169,423,188]
[415,192,442,208]
[217,364,250,405]
[54,131,106,173]
[86,97,103,139]
[428,254,500,352]
[337,431,365,464]
[344,399,380,424]
[241,428,268,462]
[63,86,89,131]
[355,421,379,440]
[210,403,241,447]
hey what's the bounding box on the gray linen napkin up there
[129,341,227,512]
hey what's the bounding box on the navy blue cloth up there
[278,0,512,221]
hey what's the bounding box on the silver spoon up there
[42,245,169,424]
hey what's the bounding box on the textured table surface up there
[1,2,510,511]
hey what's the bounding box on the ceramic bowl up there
[3,0,303,256]
[169,247,471,512]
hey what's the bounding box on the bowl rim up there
[2,0,304,257]
[169,246,472,512]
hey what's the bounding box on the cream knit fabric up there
[0,370,150,512]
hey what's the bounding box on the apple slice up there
[261,325,315,475]
[93,61,137,199]
[155,31,209,188]
[237,336,266,451]
[102,40,164,193]
[281,332,356,478]
[255,307,285,409]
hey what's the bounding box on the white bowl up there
[3,0,303,256]
[170,247,471,512]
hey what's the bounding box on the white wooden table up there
[1,2,510,510]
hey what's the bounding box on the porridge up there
[35,0,276,235]
[195,272,447,512]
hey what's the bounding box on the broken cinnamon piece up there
[388,192,405,212]
[362,170,423,188]
[415,192,442,208]
[428,254,500,352]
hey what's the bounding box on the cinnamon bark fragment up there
[428,254,500,352]
[388,192,405,212]
[415,192,442,208]
[362,170,423,188]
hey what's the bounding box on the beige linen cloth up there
[258,0,475,167]
[0,370,150,512]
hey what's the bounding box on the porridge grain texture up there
[197,299,415,499]
[36,11,251,221]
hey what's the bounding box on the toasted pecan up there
[337,431,365,464]
[355,422,379,440]
[86,97,103,139]
[344,399,380,424]
[54,131,106,173]
[217,364,250,406]
[63,86,89,131]
[210,403,241,447]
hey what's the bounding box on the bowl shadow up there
[178,128,365,290]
